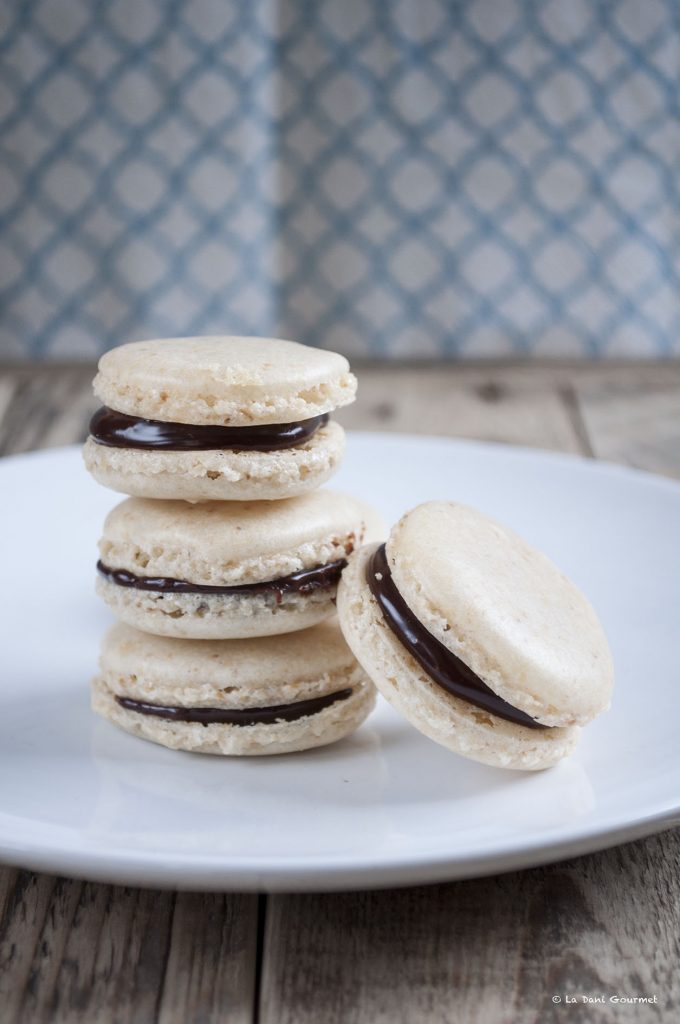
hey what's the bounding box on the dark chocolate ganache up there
[97,558,346,603]
[367,544,547,730]
[116,688,353,726]
[89,406,329,452]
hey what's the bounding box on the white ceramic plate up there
[1,435,678,891]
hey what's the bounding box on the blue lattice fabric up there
[1,0,678,358]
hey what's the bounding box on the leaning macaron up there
[337,501,614,770]
[92,621,375,755]
[83,336,356,501]
[97,490,381,639]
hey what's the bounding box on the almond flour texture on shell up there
[98,620,364,708]
[97,490,380,587]
[95,491,384,639]
[336,544,580,771]
[92,336,357,425]
[81,418,345,502]
[96,575,344,639]
[385,502,614,729]
[92,676,376,756]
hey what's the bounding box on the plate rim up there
[0,803,678,892]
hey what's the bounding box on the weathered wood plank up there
[0,870,259,1024]
[156,892,258,1024]
[0,869,175,1024]
[0,367,95,455]
[338,367,584,452]
[574,378,680,479]
[261,833,679,1024]
[0,374,18,428]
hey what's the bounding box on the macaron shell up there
[83,418,345,501]
[337,544,580,771]
[93,336,356,425]
[98,489,379,586]
[388,502,614,727]
[96,575,341,639]
[92,622,375,756]
[101,619,361,696]
[92,676,375,755]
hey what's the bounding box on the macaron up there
[337,501,614,770]
[92,621,375,755]
[83,335,356,501]
[97,490,381,639]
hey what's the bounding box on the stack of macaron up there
[85,336,615,771]
[84,336,379,755]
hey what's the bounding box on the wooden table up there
[0,361,678,1024]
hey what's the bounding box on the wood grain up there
[0,869,176,1024]
[261,834,680,1024]
[575,377,680,479]
[0,870,257,1024]
[156,892,258,1024]
[337,366,584,453]
[0,367,96,457]
[1,360,679,1024]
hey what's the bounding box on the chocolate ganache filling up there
[89,406,329,452]
[97,558,346,603]
[116,689,353,726]
[367,544,546,730]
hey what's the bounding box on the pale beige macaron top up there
[387,502,614,728]
[99,490,382,587]
[93,335,356,425]
[99,619,362,708]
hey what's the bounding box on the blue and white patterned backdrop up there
[1,0,679,359]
